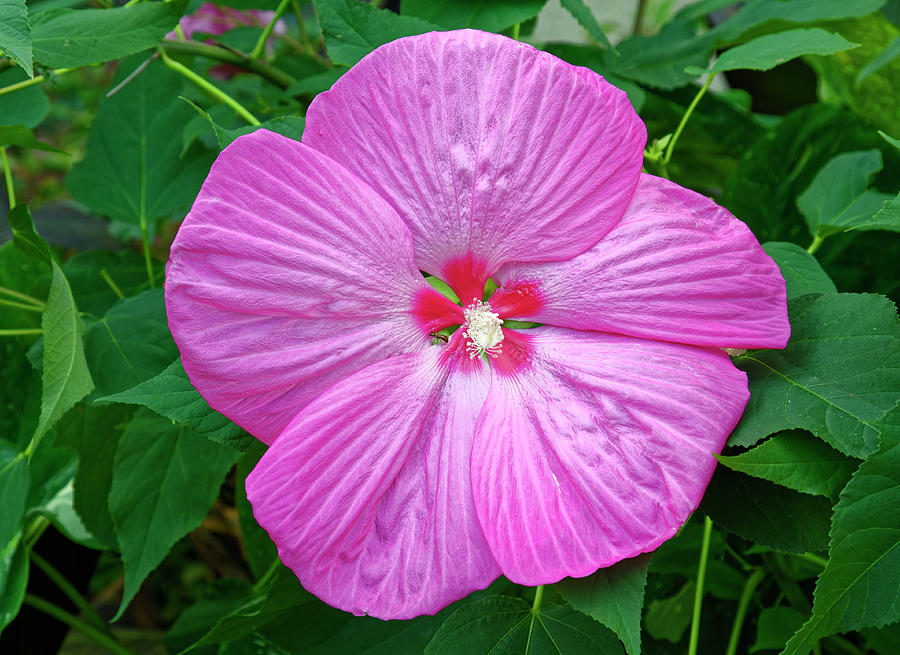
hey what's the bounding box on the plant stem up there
[251,0,291,61]
[160,40,296,89]
[660,73,715,175]
[807,234,825,255]
[1,145,15,208]
[0,298,43,312]
[23,516,51,549]
[100,269,125,300]
[0,285,45,308]
[512,23,521,41]
[725,568,766,655]
[24,595,139,655]
[158,47,261,126]
[633,0,649,35]
[531,585,544,612]
[0,68,75,98]
[0,328,42,336]
[30,551,112,637]
[292,0,314,55]
[797,552,829,568]
[687,515,713,655]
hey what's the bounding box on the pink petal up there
[493,174,790,349]
[165,130,438,443]
[303,29,645,285]
[473,327,749,585]
[246,335,500,619]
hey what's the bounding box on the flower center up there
[462,300,504,359]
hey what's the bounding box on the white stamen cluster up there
[462,299,504,359]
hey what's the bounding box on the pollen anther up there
[462,299,504,359]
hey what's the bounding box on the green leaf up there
[35,262,95,443]
[235,444,276,580]
[556,555,649,655]
[606,22,714,90]
[400,0,546,31]
[729,293,900,458]
[717,430,859,500]
[701,467,832,553]
[558,0,613,49]
[707,0,885,43]
[0,442,28,553]
[0,67,48,128]
[424,596,624,654]
[797,150,896,237]
[99,358,255,452]
[56,404,132,550]
[63,250,153,317]
[7,203,51,264]
[65,58,214,230]
[0,124,64,152]
[182,97,304,150]
[867,193,900,233]
[644,581,694,643]
[31,0,188,69]
[857,34,900,84]
[783,406,900,653]
[312,0,439,67]
[762,241,837,299]
[83,289,178,398]
[0,0,32,76]
[110,410,239,619]
[749,606,806,652]
[0,536,28,635]
[686,28,858,75]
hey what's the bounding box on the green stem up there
[250,0,291,61]
[807,234,825,255]
[252,557,282,591]
[0,297,43,312]
[23,516,50,549]
[0,328,42,336]
[531,585,544,613]
[661,73,715,174]
[160,40,296,89]
[100,269,125,300]
[724,542,752,571]
[24,595,139,655]
[797,552,829,568]
[512,23,521,41]
[725,568,766,655]
[293,0,314,55]
[687,515,713,655]
[0,68,74,98]
[30,551,112,636]
[0,285,45,308]
[633,0,649,35]
[158,47,260,126]
[2,145,14,208]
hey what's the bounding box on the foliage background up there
[1,0,899,654]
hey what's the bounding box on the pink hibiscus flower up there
[165,30,789,620]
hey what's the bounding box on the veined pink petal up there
[246,334,500,619]
[166,130,437,443]
[473,327,749,585]
[303,29,645,283]
[493,174,790,349]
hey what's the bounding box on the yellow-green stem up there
[687,515,713,655]
[0,298,43,312]
[2,145,15,208]
[158,47,261,126]
[0,285,45,308]
[30,551,112,637]
[807,234,825,255]
[0,328,42,336]
[0,68,74,98]
[661,73,715,175]
[512,23,521,41]
[797,552,829,568]
[100,269,125,299]
[531,585,544,612]
[251,0,291,60]
[725,568,766,655]
[24,595,138,655]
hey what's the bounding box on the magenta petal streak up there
[165,130,432,443]
[246,337,500,620]
[303,30,646,277]
[472,327,750,585]
[495,174,790,349]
